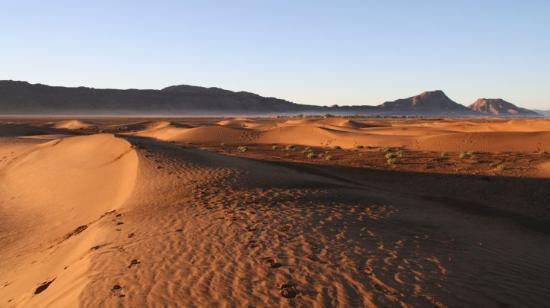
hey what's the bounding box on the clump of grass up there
[459,151,476,159]
[237,145,248,153]
[272,145,279,150]
[306,152,317,159]
[383,147,403,165]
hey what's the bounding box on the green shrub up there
[306,152,317,159]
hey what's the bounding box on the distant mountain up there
[533,110,550,116]
[378,90,474,115]
[0,81,332,115]
[469,98,539,116]
[0,80,540,117]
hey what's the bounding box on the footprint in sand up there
[34,278,55,295]
[280,283,298,298]
[111,284,126,297]
[128,259,140,268]
[263,257,282,269]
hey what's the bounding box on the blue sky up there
[1,0,549,108]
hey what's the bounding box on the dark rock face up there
[469,98,539,116]
[378,90,474,115]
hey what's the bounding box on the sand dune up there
[124,117,550,152]
[52,120,92,130]
[414,131,550,152]
[134,124,260,144]
[0,134,137,307]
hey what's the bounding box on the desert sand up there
[1,117,550,307]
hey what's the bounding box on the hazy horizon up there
[1,1,549,109]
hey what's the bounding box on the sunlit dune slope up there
[127,117,550,152]
[0,134,138,307]
[52,120,92,130]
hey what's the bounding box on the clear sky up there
[1,0,549,108]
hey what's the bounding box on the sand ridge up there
[0,133,138,307]
[52,120,92,130]
[123,117,550,152]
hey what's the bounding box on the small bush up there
[272,145,279,150]
[237,146,248,153]
[333,145,342,150]
[387,158,397,165]
[324,155,332,161]
[382,147,391,153]
[495,163,506,171]
[356,145,364,149]
[459,152,467,159]
[306,152,317,159]
[285,144,295,151]
[385,152,398,159]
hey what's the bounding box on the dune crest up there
[52,119,92,130]
[0,134,138,307]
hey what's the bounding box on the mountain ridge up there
[469,98,539,116]
[0,80,541,117]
